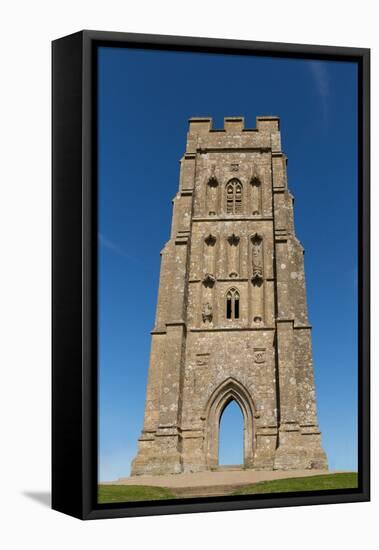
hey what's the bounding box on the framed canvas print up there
[52,30,370,520]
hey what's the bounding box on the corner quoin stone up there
[131,115,328,475]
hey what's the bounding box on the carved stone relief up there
[254,348,266,363]
[196,353,210,366]
[204,233,216,246]
[251,233,263,285]
[202,302,213,323]
[202,273,216,288]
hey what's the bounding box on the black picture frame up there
[52,30,370,520]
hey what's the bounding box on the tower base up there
[273,426,328,470]
[131,427,328,476]
[131,429,182,476]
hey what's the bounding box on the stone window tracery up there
[226,179,243,214]
[226,288,240,320]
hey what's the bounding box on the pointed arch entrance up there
[219,400,244,465]
[204,377,256,469]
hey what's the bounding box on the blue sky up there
[98,46,358,481]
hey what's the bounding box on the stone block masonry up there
[131,116,328,475]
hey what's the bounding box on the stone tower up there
[131,116,327,475]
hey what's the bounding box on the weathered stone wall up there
[180,330,277,472]
[131,116,327,476]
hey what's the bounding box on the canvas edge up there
[52,30,370,520]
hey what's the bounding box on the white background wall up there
[0,1,376,548]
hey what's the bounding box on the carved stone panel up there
[254,348,266,364]
[204,234,217,275]
[206,164,219,216]
[202,302,213,323]
[251,233,263,284]
[227,233,240,277]
[251,165,262,216]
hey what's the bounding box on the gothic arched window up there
[226,288,240,320]
[226,179,243,214]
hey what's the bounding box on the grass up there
[98,473,358,503]
[232,473,358,495]
[98,484,175,504]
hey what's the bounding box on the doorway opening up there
[218,399,244,467]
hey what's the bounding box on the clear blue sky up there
[98,46,358,481]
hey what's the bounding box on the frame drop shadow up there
[23,491,51,508]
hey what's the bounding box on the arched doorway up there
[204,377,255,469]
[218,399,244,466]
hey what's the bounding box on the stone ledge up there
[197,147,272,153]
[189,326,276,333]
[192,216,273,222]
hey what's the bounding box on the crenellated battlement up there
[188,115,280,134]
